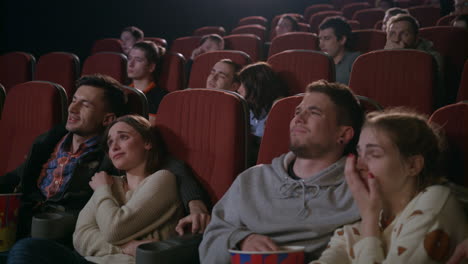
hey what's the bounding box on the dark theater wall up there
[1,0,312,60]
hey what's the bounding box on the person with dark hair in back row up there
[276,15,299,37]
[319,16,361,85]
[120,26,144,55]
[190,34,224,60]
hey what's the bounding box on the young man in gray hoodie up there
[199,80,364,263]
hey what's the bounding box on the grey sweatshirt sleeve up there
[198,177,254,264]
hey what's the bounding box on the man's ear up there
[144,141,152,151]
[102,113,116,127]
[406,155,424,177]
[149,63,156,74]
[337,126,354,145]
[339,36,347,46]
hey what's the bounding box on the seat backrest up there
[231,25,267,41]
[419,26,468,104]
[144,37,168,47]
[193,26,226,37]
[352,8,385,29]
[122,85,149,119]
[238,16,268,27]
[429,102,468,187]
[0,81,67,175]
[0,52,36,92]
[188,51,252,88]
[332,0,369,10]
[349,49,436,114]
[270,13,306,41]
[155,89,249,203]
[457,60,468,102]
[267,50,335,95]
[351,29,386,53]
[91,38,123,54]
[159,52,186,92]
[269,32,319,58]
[170,36,202,61]
[35,52,80,99]
[374,20,383,30]
[309,10,343,33]
[298,22,311,32]
[81,52,127,83]
[304,4,335,22]
[0,83,4,119]
[408,6,441,28]
[437,14,457,26]
[342,2,371,20]
[348,20,361,30]
[224,34,262,62]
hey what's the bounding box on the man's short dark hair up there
[122,26,144,41]
[319,16,353,49]
[306,80,364,155]
[280,15,300,32]
[219,59,241,83]
[387,14,420,35]
[200,34,224,46]
[75,74,127,117]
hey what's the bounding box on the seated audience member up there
[453,14,468,29]
[381,7,409,31]
[454,0,468,14]
[0,75,210,240]
[275,15,300,37]
[205,59,241,91]
[127,41,167,121]
[237,62,288,139]
[190,34,224,60]
[199,80,364,263]
[8,115,185,263]
[375,0,395,10]
[319,16,360,85]
[311,108,468,264]
[120,26,144,55]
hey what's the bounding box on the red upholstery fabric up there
[429,103,468,186]
[437,14,457,26]
[0,81,67,175]
[170,36,202,61]
[349,49,436,114]
[394,0,410,8]
[268,50,335,95]
[0,52,35,92]
[352,8,385,29]
[159,52,186,92]
[420,26,468,103]
[348,20,361,30]
[332,0,368,10]
[270,13,305,41]
[408,0,426,6]
[374,20,383,30]
[81,52,127,83]
[309,11,343,33]
[231,25,267,41]
[122,85,148,119]
[351,29,386,53]
[144,37,167,47]
[408,6,440,28]
[155,89,248,202]
[457,60,468,101]
[304,4,335,22]
[35,52,80,99]
[298,22,311,32]
[238,16,268,27]
[269,32,319,58]
[91,38,123,54]
[342,2,371,20]
[257,95,302,165]
[0,83,5,118]
[188,51,252,88]
[224,34,262,62]
[193,26,226,37]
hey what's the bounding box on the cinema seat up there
[352,8,385,29]
[269,32,319,58]
[144,37,168,48]
[304,4,335,22]
[0,52,35,92]
[91,38,123,54]
[224,34,262,62]
[270,13,306,40]
[342,2,371,20]
[238,16,268,27]
[437,14,457,26]
[35,52,80,99]
[0,81,67,176]
[193,26,226,37]
[457,60,468,102]
[309,10,343,33]
[0,83,4,118]
[231,25,267,41]
[351,29,386,53]
[122,85,148,119]
[81,52,127,83]
[408,6,440,28]
[159,52,186,92]
[170,36,202,60]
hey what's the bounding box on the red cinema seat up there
[170,36,202,61]
[159,52,186,92]
[231,25,267,41]
[408,6,441,28]
[91,38,123,54]
[437,14,457,26]
[309,11,343,33]
[332,0,368,10]
[457,60,468,101]
[269,32,319,58]
[0,83,4,118]
[155,89,249,202]
[298,22,311,32]
[374,20,383,30]
[224,34,263,62]
[420,26,468,103]
[0,52,35,92]
[35,52,80,99]
[188,51,252,88]
[122,85,149,119]
[349,49,436,114]
[194,26,226,37]
[238,16,268,27]
[304,4,335,22]
[352,8,385,29]
[348,20,361,30]
[429,102,468,186]
[394,0,410,8]
[270,13,305,41]
[0,81,67,175]
[267,50,335,95]
[144,37,168,48]
[342,2,371,20]
[351,29,386,53]
[81,52,127,83]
